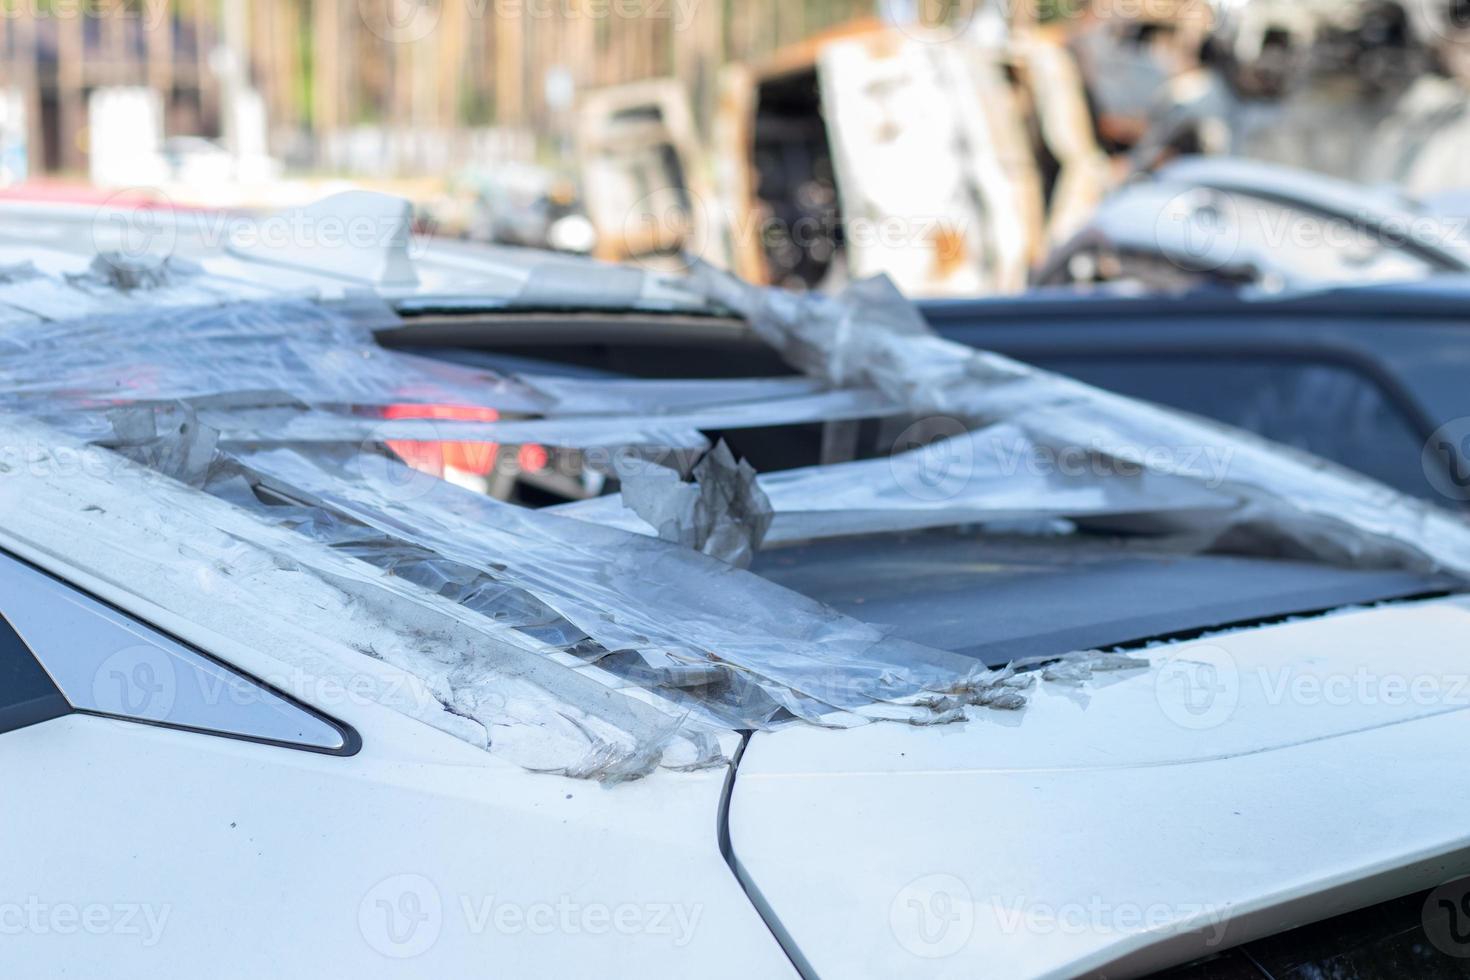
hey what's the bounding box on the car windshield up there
[2,251,1468,780]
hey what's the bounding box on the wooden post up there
[437,0,468,129]
[192,0,219,134]
[12,6,45,174]
[494,7,524,126]
[313,0,340,136]
[147,0,177,132]
[103,2,128,85]
[57,9,84,173]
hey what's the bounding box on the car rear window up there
[1035,356,1433,500]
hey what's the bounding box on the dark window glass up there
[0,613,70,735]
[1037,357,1433,500]
[0,552,351,754]
[1150,884,1470,979]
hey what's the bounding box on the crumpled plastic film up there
[204,406,714,453]
[0,290,1031,742]
[554,422,1239,546]
[0,273,114,321]
[204,386,901,449]
[619,441,774,567]
[230,444,992,725]
[0,253,287,319]
[687,261,1470,579]
[106,403,220,487]
[204,468,600,650]
[15,272,1367,772]
[69,253,205,293]
[0,412,724,780]
[0,298,550,413]
[0,292,903,456]
[515,374,831,414]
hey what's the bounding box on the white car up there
[1,193,1469,979]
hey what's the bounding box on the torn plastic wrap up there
[553,422,1240,546]
[69,253,206,293]
[618,442,773,567]
[106,403,220,487]
[0,291,903,461]
[0,252,286,320]
[199,384,898,452]
[227,443,998,728]
[513,374,832,414]
[0,272,116,322]
[0,298,549,415]
[203,470,599,651]
[202,406,714,454]
[687,262,1470,579]
[19,263,1456,780]
[0,296,1042,742]
[0,413,728,782]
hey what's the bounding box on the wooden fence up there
[1,0,884,173]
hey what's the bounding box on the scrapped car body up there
[2,193,1470,978]
[1040,156,1470,292]
[920,278,1470,504]
[577,19,1109,298]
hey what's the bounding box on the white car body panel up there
[731,597,1470,979]
[0,707,795,978]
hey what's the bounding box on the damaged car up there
[1037,156,1470,292]
[2,193,1470,978]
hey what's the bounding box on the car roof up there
[0,192,713,316]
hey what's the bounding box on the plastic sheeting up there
[618,442,773,567]
[3,290,901,463]
[228,443,995,728]
[686,261,1470,579]
[0,291,1045,749]
[0,192,714,315]
[554,421,1239,545]
[0,412,730,782]
[0,297,547,413]
[204,406,714,454]
[0,252,283,319]
[12,256,1463,779]
[200,385,899,451]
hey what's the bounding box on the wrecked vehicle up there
[1038,155,1470,292]
[3,194,1470,977]
[578,16,1111,298]
[1071,0,1470,189]
[923,273,1470,507]
[990,154,1470,505]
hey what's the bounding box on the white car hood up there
[729,595,1470,979]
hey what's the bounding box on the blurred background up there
[2,0,1468,296]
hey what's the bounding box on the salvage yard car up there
[923,277,1470,507]
[2,193,1470,979]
